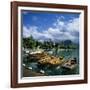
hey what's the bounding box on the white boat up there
[56,66,61,70]
[28,67,32,70]
[40,70,45,74]
[23,64,26,67]
[30,49,44,54]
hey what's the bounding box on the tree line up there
[22,36,78,50]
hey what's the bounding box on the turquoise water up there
[23,48,79,76]
[51,49,79,62]
[45,49,79,75]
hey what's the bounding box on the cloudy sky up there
[22,10,80,43]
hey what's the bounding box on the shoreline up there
[23,66,46,77]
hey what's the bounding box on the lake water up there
[23,48,79,76]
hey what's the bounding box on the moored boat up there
[61,58,77,70]
[30,49,44,54]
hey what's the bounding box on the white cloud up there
[23,15,80,43]
[23,26,36,37]
[58,21,64,26]
[67,18,80,32]
[53,16,65,27]
[23,26,53,41]
[23,26,31,38]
